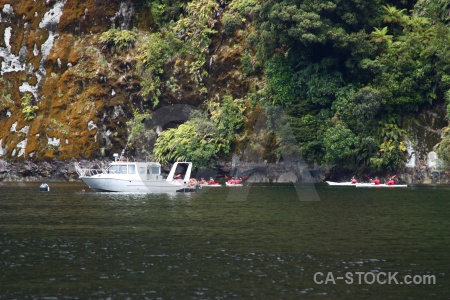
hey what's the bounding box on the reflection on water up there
[0,182,449,299]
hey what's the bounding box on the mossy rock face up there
[0,0,265,162]
[58,0,121,35]
[0,1,141,161]
[403,105,446,164]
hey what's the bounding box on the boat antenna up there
[119,134,133,161]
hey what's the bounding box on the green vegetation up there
[136,31,182,107]
[126,110,156,159]
[21,93,38,121]
[123,0,450,172]
[100,27,138,50]
[153,96,243,168]
[0,89,14,110]
[7,0,450,173]
[239,0,450,172]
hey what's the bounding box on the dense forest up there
[127,0,450,172]
[2,0,450,176]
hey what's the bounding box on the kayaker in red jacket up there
[386,175,396,185]
[371,177,381,185]
[208,177,219,185]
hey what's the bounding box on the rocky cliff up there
[0,1,448,184]
[0,0,251,160]
[0,0,138,160]
[1,1,205,159]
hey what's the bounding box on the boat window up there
[107,165,119,174]
[128,164,136,174]
[139,167,146,174]
[118,165,127,174]
[152,166,160,174]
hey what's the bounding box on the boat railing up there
[74,163,104,177]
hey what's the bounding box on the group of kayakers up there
[199,177,220,185]
[198,176,246,186]
[226,177,243,185]
[350,175,397,185]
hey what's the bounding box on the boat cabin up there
[105,162,163,180]
[100,161,192,182]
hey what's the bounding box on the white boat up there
[326,181,359,186]
[75,160,198,193]
[326,181,407,187]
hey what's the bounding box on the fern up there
[100,27,137,50]
[21,93,38,121]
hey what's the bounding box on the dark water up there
[0,182,449,299]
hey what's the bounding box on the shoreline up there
[0,159,448,184]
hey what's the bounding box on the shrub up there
[21,93,38,121]
[100,27,137,50]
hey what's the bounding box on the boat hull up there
[225,183,243,187]
[81,177,186,193]
[326,181,358,186]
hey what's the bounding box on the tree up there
[323,124,358,167]
[415,0,450,23]
[381,4,406,23]
[370,27,393,45]
[264,55,296,107]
